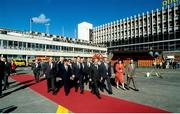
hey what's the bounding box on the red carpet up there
[12,74,169,113]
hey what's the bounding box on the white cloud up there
[32,14,50,23]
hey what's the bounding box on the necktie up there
[96,65,98,69]
[82,63,84,69]
[88,63,90,67]
[105,63,108,70]
[65,65,68,71]
[78,62,80,69]
[50,63,53,69]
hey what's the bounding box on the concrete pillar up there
[45,45,47,51]
[73,47,74,53]
[26,55,28,66]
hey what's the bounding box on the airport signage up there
[162,0,179,7]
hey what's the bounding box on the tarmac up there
[0,67,180,113]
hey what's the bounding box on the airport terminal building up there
[92,4,180,66]
[0,29,107,63]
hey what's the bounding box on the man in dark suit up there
[99,58,113,94]
[68,59,73,70]
[57,57,64,79]
[90,58,101,99]
[81,58,86,85]
[45,57,57,94]
[72,56,84,94]
[84,58,92,85]
[2,58,11,90]
[0,57,5,97]
[61,59,72,96]
[32,59,41,83]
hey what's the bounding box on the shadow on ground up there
[0,105,17,113]
[2,80,36,98]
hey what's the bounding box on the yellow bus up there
[13,59,26,67]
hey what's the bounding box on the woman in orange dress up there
[115,59,125,90]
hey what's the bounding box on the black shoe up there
[65,92,69,96]
[2,88,6,91]
[36,80,39,83]
[52,91,57,95]
[75,88,78,92]
[91,90,95,94]
[100,88,104,92]
[0,94,4,98]
[47,89,51,93]
[80,90,84,94]
[134,89,139,91]
[159,75,163,79]
[108,91,113,95]
[97,94,101,99]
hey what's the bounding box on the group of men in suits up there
[32,56,113,99]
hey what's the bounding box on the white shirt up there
[95,64,98,69]
[105,62,108,70]
[88,62,91,67]
[49,62,53,69]
[77,62,80,69]
[36,63,38,68]
[64,64,68,71]
[82,63,84,69]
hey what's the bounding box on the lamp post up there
[45,23,50,34]
[146,49,163,78]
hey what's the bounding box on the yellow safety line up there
[56,105,69,113]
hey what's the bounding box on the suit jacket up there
[81,62,86,76]
[126,63,136,77]
[32,62,41,73]
[84,62,92,76]
[4,62,11,75]
[91,64,100,81]
[57,61,64,77]
[61,64,72,80]
[0,61,5,77]
[45,62,57,79]
[72,62,83,78]
[99,62,112,78]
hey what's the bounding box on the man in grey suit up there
[126,59,139,91]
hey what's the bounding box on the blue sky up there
[0,0,163,38]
